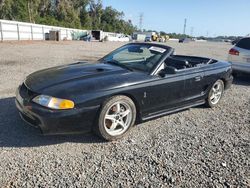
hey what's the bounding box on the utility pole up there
[139,13,144,31]
[183,18,187,35]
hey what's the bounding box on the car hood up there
[25,62,150,98]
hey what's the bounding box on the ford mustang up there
[16,43,233,141]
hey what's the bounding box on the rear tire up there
[95,95,136,141]
[206,79,224,108]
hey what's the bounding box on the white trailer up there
[0,19,88,41]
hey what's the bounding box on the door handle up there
[195,76,202,81]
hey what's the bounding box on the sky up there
[102,0,250,37]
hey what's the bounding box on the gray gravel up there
[0,41,249,187]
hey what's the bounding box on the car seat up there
[165,57,190,69]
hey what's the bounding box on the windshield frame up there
[99,43,173,74]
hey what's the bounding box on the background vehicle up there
[80,34,91,41]
[106,35,130,42]
[145,36,152,42]
[231,37,243,45]
[16,43,233,141]
[228,37,250,74]
[179,38,191,43]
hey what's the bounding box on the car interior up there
[163,55,217,71]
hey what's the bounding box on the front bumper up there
[231,62,250,74]
[15,89,100,135]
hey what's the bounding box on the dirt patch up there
[1,60,18,66]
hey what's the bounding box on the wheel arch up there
[107,93,142,123]
[220,78,228,89]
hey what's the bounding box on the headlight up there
[32,95,74,110]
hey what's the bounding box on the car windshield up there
[101,44,168,72]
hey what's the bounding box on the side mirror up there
[158,66,177,77]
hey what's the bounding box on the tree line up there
[0,0,137,34]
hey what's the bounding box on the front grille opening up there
[19,112,41,128]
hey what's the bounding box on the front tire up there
[206,79,224,108]
[95,95,136,141]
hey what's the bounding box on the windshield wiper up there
[104,60,134,71]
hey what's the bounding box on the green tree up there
[0,0,136,34]
[80,8,91,29]
[89,0,102,29]
[0,0,15,20]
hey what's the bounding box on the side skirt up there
[142,100,205,121]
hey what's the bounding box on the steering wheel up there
[140,57,155,68]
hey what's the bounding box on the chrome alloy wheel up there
[210,81,223,105]
[104,102,133,136]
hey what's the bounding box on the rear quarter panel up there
[202,61,232,92]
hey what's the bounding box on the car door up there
[182,67,206,103]
[141,70,186,117]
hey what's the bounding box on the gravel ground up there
[0,41,249,187]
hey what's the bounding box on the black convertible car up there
[16,43,233,140]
